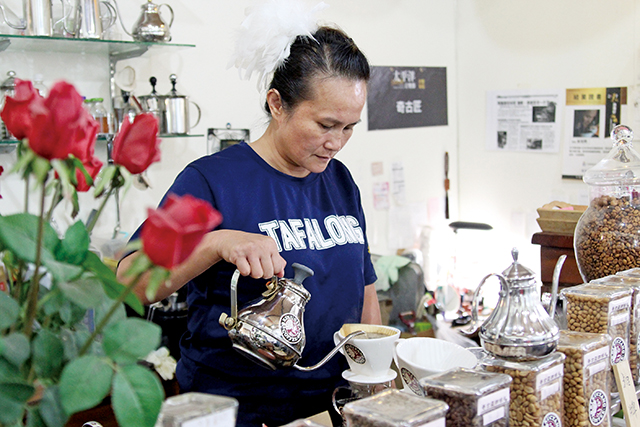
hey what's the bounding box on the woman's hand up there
[208,229,287,279]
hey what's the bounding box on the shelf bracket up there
[0,38,10,53]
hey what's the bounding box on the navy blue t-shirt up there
[133,142,377,426]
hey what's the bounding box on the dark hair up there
[264,26,370,116]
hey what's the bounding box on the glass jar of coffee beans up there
[574,125,640,282]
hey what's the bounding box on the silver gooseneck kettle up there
[462,248,566,360]
[110,0,172,42]
[219,263,365,371]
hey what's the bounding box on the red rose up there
[0,79,41,140]
[28,81,99,161]
[111,113,161,175]
[75,156,104,192]
[141,194,222,269]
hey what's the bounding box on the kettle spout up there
[292,330,365,372]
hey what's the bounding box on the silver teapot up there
[463,248,565,360]
[131,0,172,42]
[219,263,365,371]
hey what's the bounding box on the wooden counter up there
[531,231,584,294]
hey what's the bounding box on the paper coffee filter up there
[339,323,398,338]
[399,338,477,371]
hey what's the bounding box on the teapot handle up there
[100,1,117,32]
[219,269,241,330]
[159,3,174,27]
[461,273,508,336]
[0,2,26,30]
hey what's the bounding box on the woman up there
[118,11,380,427]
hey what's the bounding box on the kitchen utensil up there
[131,0,172,42]
[0,70,18,140]
[463,248,563,360]
[332,324,400,379]
[393,337,477,396]
[63,0,116,39]
[163,74,201,135]
[0,0,26,32]
[219,263,365,371]
[25,0,53,35]
[138,76,165,133]
[444,151,449,219]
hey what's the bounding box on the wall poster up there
[561,87,627,179]
[367,66,448,131]
[485,89,564,152]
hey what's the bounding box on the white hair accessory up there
[229,0,328,90]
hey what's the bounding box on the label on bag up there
[482,407,505,426]
[585,346,609,367]
[536,364,563,389]
[609,296,632,316]
[416,417,445,427]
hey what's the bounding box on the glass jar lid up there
[583,125,640,185]
[0,71,17,93]
[420,367,512,397]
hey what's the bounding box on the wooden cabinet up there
[531,231,584,294]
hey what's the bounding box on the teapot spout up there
[547,255,567,319]
[292,330,365,372]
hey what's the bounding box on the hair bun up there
[229,0,329,90]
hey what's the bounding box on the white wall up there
[1,0,459,283]
[456,0,640,274]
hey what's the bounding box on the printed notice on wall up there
[562,87,627,179]
[367,66,448,130]
[485,89,564,152]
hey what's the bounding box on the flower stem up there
[78,271,144,356]
[45,181,62,222]
[86,186,115,235]
[23,183,46,338]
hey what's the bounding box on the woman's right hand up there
[207,229,287,279]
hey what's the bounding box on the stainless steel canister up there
[24,0,53,35]
[163,74,200,135]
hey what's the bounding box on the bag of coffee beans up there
[557,330,612,427]
[481,352,565,427]
[421,367,511,427]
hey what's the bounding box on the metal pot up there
[219,263,365,371]
[138,76,164,133]
[131,0,172,42]
[163,74,200,135]
[63,0,117,39]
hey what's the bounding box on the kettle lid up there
[501,248,535,281]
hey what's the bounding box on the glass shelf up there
[0,134,204,144]
[0,33,195,61]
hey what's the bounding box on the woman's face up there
[271,76,367,177]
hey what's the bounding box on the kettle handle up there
[0,2,26,30]
[219,269,241,330]
[189,100,202,129]
[159,3,174,27]
[109,0,133,37]
[461,273,508,336]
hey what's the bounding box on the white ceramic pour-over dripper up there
[333,324,401,380]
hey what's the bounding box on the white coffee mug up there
[333,324,400,379]
[394,337,477,396]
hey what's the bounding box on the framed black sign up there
[367,66,448,131]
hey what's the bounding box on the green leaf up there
[41,258,84,285]
[145,267,171,302]
[38,385,69,427]
[31,155,52,184]
[94,300,126,330]
[3,333,30,367]
[58,273,107,309]
[103,318,161,365]
[0,291,20,330]
[58,355,112,416]
[60,327,103,360]
[58,299,87,327]
[0,381,35,424]
[26,405,47,427]
[33,329,64,379]
[0,214,60,264]
[112,364,163,427]
[93,164,118,198]
[57,221,90,265]
[0,356,22,382]
[83,251,144,315]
